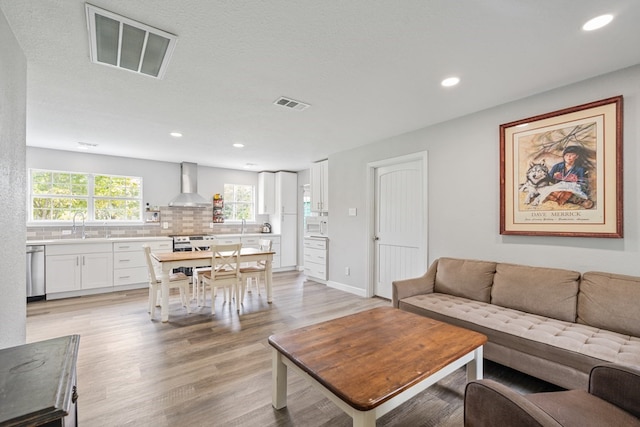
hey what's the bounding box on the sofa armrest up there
[589,363,640,419]
[391,259,438,308]
[464,380,562,427]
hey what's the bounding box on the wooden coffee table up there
[268,307,487,426]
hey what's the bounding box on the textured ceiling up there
[1,0,639,171]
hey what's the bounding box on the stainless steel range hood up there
[168,162,211,208]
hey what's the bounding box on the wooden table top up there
[268,307,487,411]
[151,247,274,262]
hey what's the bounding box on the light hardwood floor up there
[26,271,559,426]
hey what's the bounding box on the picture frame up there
[500,96,623,238]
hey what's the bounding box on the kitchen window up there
[29,169,143,222]
[223,183,255,222]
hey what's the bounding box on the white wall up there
[27,148,261,209]
[328,64,640,294]
[0,10,27,348]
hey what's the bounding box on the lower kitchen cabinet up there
[113,240,172,287]
[46,243,113,294]
[217,235,282,269]
[304,237,328,281]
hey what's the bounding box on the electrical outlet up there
[62,229,72,235]
[345,267,350,276]
[162,222,169,229]
[210,222,214,228]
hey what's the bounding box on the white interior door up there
[373,159,426,299]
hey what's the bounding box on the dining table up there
[151,247,275,322]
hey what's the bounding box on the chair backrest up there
[210,243,242,280]
[257,239,272,267]
[142,245,158,283]
[190,240,211,251]
[258,239,273,252]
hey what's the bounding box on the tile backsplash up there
[26,206,266,240]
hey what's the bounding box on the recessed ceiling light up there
[244,163,257,169]
[170,132,182,137]
[77,142,98,150]
[441,77,460,87]
[582,14,613,31]
[233,143,244,148]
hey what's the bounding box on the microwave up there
[305,216,328,237]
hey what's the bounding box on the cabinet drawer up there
[215,237,241,245]
[147,240,173,252]
[113,242,145,252]
[304,264,327,280]
[47,243,112,256]
[304,248,326,263]
[113,251,146,268]
[113,266,148,286]
[241,236,260,246]
[304,238,327,250]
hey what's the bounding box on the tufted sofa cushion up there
[400,293,640,367]
[491,263,580,322]
[579,272,640,337]
[434,258,496,303]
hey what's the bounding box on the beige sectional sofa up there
[392,257,640,390]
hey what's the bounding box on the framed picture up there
[500,96,623,238]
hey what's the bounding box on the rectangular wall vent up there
[273,97,311,111]
[85,3,178,79]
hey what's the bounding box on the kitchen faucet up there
[241,218,246,235]
[72,212,86,239]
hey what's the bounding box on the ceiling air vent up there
[273,97,311,111]
[85,3,178,79]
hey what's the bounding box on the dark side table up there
[0,335,80,426]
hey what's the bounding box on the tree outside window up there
[29,169,142,222]
[223,184,255,221]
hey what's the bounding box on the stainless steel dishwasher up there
[26,245,46,301]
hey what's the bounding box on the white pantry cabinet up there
[310,160,328,213]
[258,172,275,214]
[46,243,113,294]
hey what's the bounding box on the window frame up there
[28,168,144,225]
[222,183,256,223]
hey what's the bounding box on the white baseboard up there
[326,280,367,297]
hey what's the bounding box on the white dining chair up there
[240,238,272,296]
[143,245,191,319]
[190,240,213,304]
[200,243,242,314]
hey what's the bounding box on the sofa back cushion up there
[491,263,580,322]
[578,272,640,337]
[434,258,496,302]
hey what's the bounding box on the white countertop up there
[27,234,280,245]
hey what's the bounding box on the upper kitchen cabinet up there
[258,171,275,214]
[310,160,329,213]
[275,171,297,214]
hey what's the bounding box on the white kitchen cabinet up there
[258,172,275,214]
[310,160,328,213]
[271,171,297,269]
[275,171,297,214]
[46,243,113,294]
[304,237,328,280]
[113,240,172,287]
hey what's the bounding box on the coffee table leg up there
[272,349,288,409]
[466,345,484,381]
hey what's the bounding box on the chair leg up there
[148,286,156,317]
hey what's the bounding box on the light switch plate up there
[348,208,357,216]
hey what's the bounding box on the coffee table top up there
[268,306,487,411]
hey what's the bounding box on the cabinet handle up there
[119,259,131,262]
[119,245,131,249]
[119,275,131,279]
[76,256,79,266]
[82,256,85,266]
